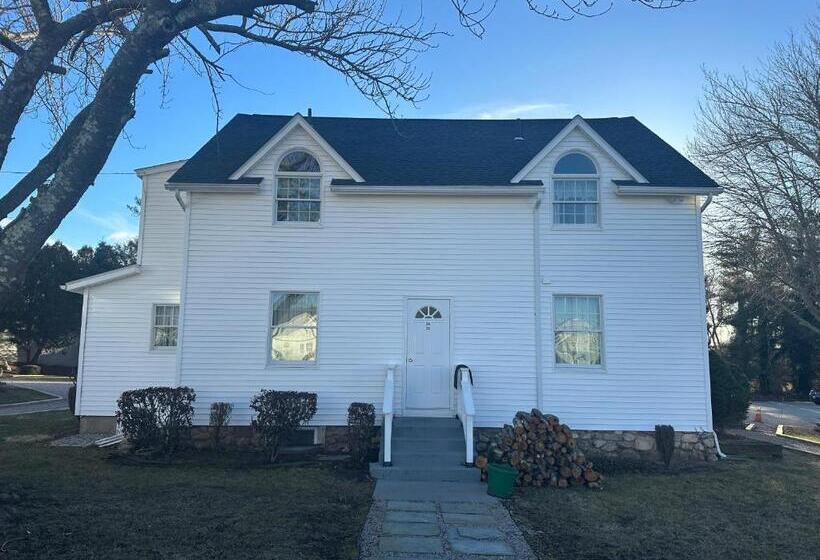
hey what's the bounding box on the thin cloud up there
[77,208,137,244]
[106,230,137,244]
[438,101,571,120]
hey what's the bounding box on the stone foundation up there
[474,427,718,463]
[79,416,116,433]
[573,429,718,463]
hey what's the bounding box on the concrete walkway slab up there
[382,521,440,537]
[385,510,438,524]
[360,484,535,560]
[387,500,438,512]
[380,535,444,554]
[374,480,497,503]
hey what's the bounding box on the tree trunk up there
[0,34,64,170]
[0,9,177,307]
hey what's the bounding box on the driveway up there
[0,379,71,415]
[747,400,820,429]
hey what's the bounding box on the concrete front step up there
[393,425,464,439]
[373,415,471,482]
[393,437,465,453]
[391,452,466,469]
[370,463,480,482]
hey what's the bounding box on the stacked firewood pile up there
[477,409,603,489]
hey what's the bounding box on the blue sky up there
[2,0,816,249]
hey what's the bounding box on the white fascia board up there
[330,184,544,196]
[614,184,724,196]
[164,182,261,193]
[228,114,365,182]
[135,160,187,177]
[62,265,142,293]
[510,115,648,184]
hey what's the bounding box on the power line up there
[0,170,132,175]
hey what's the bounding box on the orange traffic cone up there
[754,408,763,423]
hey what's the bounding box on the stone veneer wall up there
[572,430,718,463]
[475,427,718,463]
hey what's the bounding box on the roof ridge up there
[234,113,636,123]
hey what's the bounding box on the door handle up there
[407,357,414,363]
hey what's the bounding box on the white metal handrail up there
[455,366,475,466]
[382,363,396,466]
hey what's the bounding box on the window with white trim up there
[152,304,179,348]
[552,153,599,225]
[270,292,318,362]
[276,150,321,223]
[554,295,602,366]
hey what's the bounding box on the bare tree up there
[0,0,689,308]
[691,18,820,338]
[705,270,729,351]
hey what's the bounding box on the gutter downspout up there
[533,193,543,410]
[698,194,726,458]
[175,190,187,211]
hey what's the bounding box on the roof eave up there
[164,181,262,193]
[614,184,724,196]
[61,265,142,293]
[330,184,544,196]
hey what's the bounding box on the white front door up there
[405,299,451,414]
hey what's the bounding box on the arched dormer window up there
[276,150,321,223]
[552,152,599,226]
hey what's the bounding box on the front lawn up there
[0,383,54,405]
[510,451,820,560]
[0,411,373,559]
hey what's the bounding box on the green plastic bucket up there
[487,463,518,498]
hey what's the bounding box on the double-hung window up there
[152,304,179,348]
[276,150,321,223]
[270,292,318,363]
[552,153,599,226]
[554,295,603,367]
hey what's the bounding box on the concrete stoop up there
[370,417,476,482]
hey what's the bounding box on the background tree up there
[692,17,820,397]
[0,0,688,308]
[0,240,136,364]
[691,19,820,337]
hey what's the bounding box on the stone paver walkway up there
[359,492,534,559]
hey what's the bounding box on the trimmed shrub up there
[710,350,751,429]
[209,401,233,450]
[347,402,376,468]
[116,386,195,455]
[654,424,675,468]
[250,390,317,462]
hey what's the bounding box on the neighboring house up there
[0,332,78,373]
[64,113,721,461]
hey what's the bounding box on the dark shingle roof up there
[167,114,717,189]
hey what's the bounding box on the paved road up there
[747,400,820,429]
[0,379,71,415]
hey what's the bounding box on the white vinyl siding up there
[178,124,536,427]
[76,164,184,416]
[526,126,711,431]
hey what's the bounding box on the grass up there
[0,410,79,441]
[0,384,54,405]
[779,425,820,445]
[0,412,373,559]
[509,453,820,560]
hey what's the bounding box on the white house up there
[64,113,722,463]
